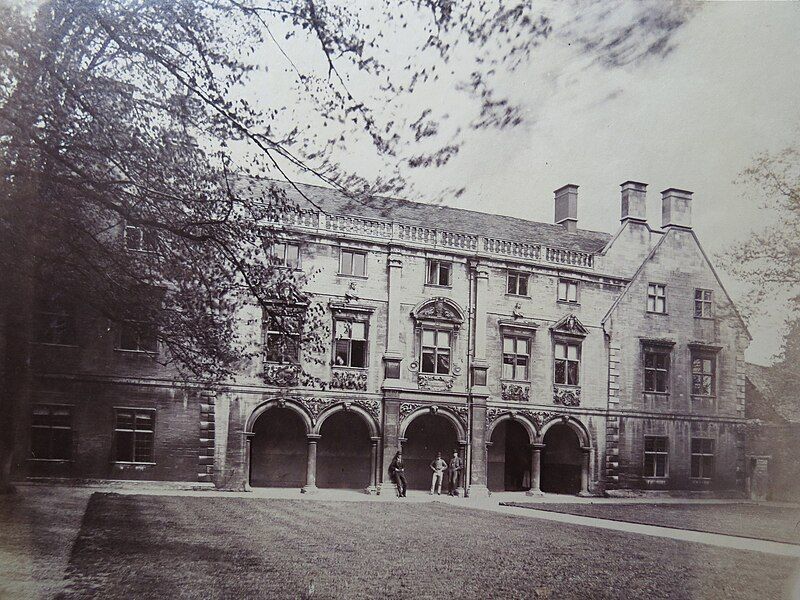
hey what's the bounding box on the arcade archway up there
[540,423,583,494]
[316,410,372,489]
[250,406,308,488]
[488,420,532,492]
[402,414,459,490]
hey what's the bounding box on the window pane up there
[518,276,528,296]
[558,281,567,300]
[134,432,154,462]
[554,360,566,384]
[30,428,50,459]
[656,371,668,392]
[286,244,299,267]
[436,351,450,374]
[116,410,135,430]
[274,242,286,260]
[555,343,566,359]
[503,337,515,353]
[516,338,528,354]
[647,296,655,312]
[51,428,72,460]
[437,331,450,348]
[351,322,366,340]
[439,264,450,286]
[567,345,578,360]
[567,361,579,385]
[119,323,138,350]
[422,329,435,347]
[116,431,134,461]
[656,297,665,313]
[421,350,435,373]
[644,437,655,452]
[352,252,366,276]
[692,358,703,373]
[334,320,347,339]
[507,274,516,294]
[334,339,350,365]
[655,455,666,477]
[136,412,154,431]
[644,454,655,477]
[502,357,514,379]
[644,370,655,391]
[350,340,366,367]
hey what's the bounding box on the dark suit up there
[389,456,407,497]
[448,455,463,495]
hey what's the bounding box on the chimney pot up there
[620,181,647,223]
[554,184,579,233]
[661,188,693,229]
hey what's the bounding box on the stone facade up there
[14,180,750,497]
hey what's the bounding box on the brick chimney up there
[620,181,647,223]
[554,184,578,233]
[661,188,693,229]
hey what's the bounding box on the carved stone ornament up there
[553,385,581,406]
[352,399,381,422]
[501,382,530,402]
[330,369,368,391]
[453,405,469,425]
[344,281,359,304]
[551,314,589,337]
[412,297,464,325]
[300,397,337,422]
[264,363,300,387]
[399,402,423,421]
[485,407,558,431]
[512,302,525,320]
[417,373,455,391]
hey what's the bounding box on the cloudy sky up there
[368,1,800,364]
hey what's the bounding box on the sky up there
[247,1,800,364]
[403,1,800,365]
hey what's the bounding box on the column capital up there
[580,445,591,453]
[306,434,322,441]
[388,252,404,268]
[531,443,546,450]
[370,436,381,443]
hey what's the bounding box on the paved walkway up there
[17,483,800,558]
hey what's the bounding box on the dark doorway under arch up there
[403,414,458,490]
[541,424,582,494]
[488,420,532,492]
[250,407,307,488]
[317,411,371,489]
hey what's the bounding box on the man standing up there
[430,452,447,495]
[447,449,463,496]
[389,450,407,498]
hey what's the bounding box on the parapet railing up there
[272,209,594,269]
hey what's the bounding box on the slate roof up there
[248,179,612,254]
[746,363,800,423]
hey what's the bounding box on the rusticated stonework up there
[330,369,368,391]
[263,363,300,387]
[553,386,581,406]
[501,382,530,402]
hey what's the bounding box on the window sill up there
[556,300,580,306]
[694,316,714,320]
[31,342,79,348]
[331,365,368,371]
[690,477,713,483]
[691,394,716,400]
[646,311,668,316]
[553,383,580,390]
[27,458,73,463]
[642,476,669,482]
[643,391,670,396]
[424,283,452,289]
[337,273,368,280]
[505,293,530,299]
[113,461,156,466]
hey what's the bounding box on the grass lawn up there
[503,502,800,545]
[52,493,799,599]
[0,486,93,598]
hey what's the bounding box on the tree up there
[723,146,800,355]
[0,0,696,490]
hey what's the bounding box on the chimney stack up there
[661,188,693,229]
[554,184,579,233]
[620,181,647,223]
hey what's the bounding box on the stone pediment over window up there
[688,341,722,354]
[550,314,588,338]
[411,297,465,329]
[328,301,375,320]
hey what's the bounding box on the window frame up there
[690,352,716,397]
[646,283,667,314]
[113,407,156,464]
[557,278,579,304]
[332,317,369,368]
[502,334,531,381]
[272,241,301,269]
[553,339,581,386]
[694,288,713,319]
[263,308,302,365]
[124,224,158,253]
[506,270,529,297]
[117,318,158,354]
[420,327,452,375]
[643,435,669,478]
[30,404,73,461]
[34,292,77,347]
[425,259,453,287]
[643,348,670,393]
[339,248,368,277]
[690,437,715,480]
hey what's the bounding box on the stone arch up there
[313,402,380,438]
[399,406,467,443]
[537,415,590,448]
[486,412,537,445]
[410,297,466,324]
[246,397,313,436]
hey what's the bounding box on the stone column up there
[526,443,545,496]
[242,432,254,492]
[378,394,401,495]
[301,434,321,494]
[383,251,404,384]
[578,446,591,496]
[467,398,489,497]
[456,441,468,497]
[366,437,380,495]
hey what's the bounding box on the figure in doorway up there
[430,452,448,495]
[389,450,407,498]
[447,450,463,496]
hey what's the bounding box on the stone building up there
[17,180,750,496]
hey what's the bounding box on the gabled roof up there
[602,228,750,339]
[249,179,612,254]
